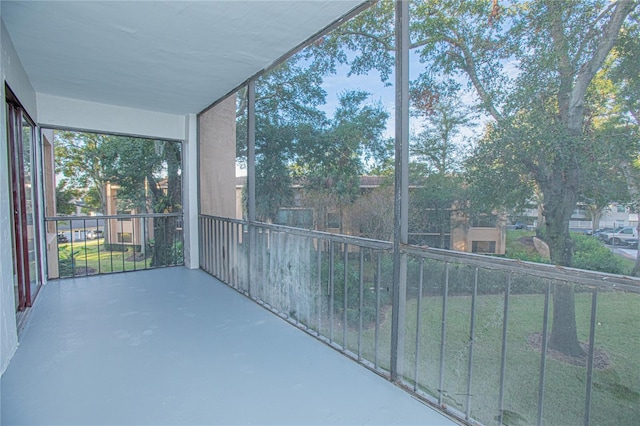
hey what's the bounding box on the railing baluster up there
[358,248,364,361]
[375,251,381,370]
[537,281,552,426]
[223,220,228,282]
[317,238,322,336]
[96,218,102,275]
[202,217,206,271]
[109,218,114,273]
[69,219,75,277]
[120,218,125,272]
[214,217,219,275]
[46,213,182,279]
[55,221,61,277]
[229,223,239,289]
[343,243,349,351]
[132,217,137,271]
[584,289,598,426]
[438,262,449,405]
[466,267,479,420]
[498,272,512,426]
[414,257,424,392]
[209,218,214,274]
[217,218,222,278]
[83,219,88,276]
[329,241,335,344]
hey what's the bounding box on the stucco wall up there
[37,93,186,141]
[1,18,32,377]
[198,96,236,218]
[182,114,199,269]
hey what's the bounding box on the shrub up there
[103,243,142,252]
[572,234,624,275]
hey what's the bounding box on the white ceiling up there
[2,0,366,115]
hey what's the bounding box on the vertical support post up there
[498,272,512,426]
[390,0,410,383]
[584,289,598,426]
[247,79,256,297]
[465,267,479,420]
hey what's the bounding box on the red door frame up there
[6,100,33,310]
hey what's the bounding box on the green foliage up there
[299,90,389,227]
[58,246,85,277]
[102,243,139,252]
[572,234,625,274]
[55,180,80,215]
[324,251,392,326]
[504,231,625,275]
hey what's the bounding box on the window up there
[327,213,341,229]
[275,208,313,228]
[117,232,132,243]
[472,241,496,254]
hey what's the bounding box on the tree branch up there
[568,0,639,132]
[547,0,574,122]
[446,31,504,122]
[333,28,394,51]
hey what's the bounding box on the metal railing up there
[199,214,640,426]
[46,213,184,279]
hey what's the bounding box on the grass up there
[57,238,153,276]
[331,291,640,426]
[299,243,639,425]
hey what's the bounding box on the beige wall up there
[452,226,506,255]
[199,95,237,218]
[42,130,59,278]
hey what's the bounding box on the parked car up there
[86,229,103,240]
[57,233,69,243]
[596,227,619,241]
[514,222,527,230]
[601,226,638,246]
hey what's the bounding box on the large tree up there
[55,131,112,214]
[298,90,389,232]
[55,132,182,266]
[100,137,182,267]
[236,58,327,222]
[310,0,638,357]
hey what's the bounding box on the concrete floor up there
[1,267,455,425]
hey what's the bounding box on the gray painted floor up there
[1,267,455,425]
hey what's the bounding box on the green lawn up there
[57,238,153,276]
[328,291,639,426]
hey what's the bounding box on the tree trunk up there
[150,142,182,267]
[542,179,585,357]
[151,216,178,267]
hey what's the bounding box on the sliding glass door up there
[6,91,42,312]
